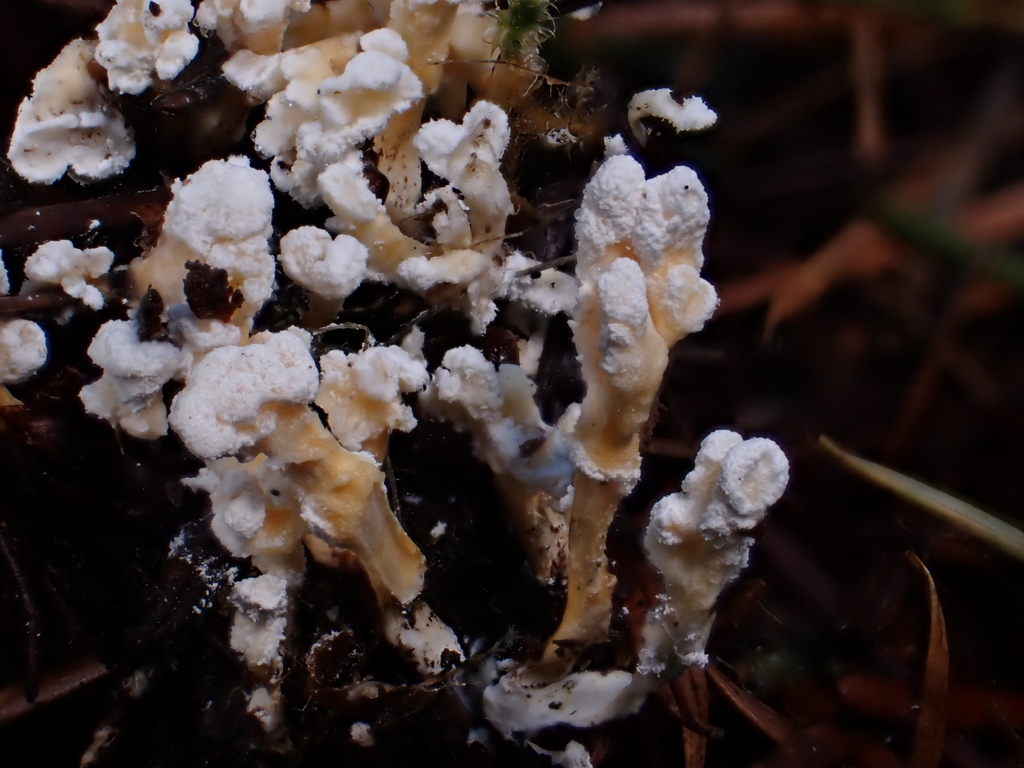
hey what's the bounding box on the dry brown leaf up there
[671,668,710,768]
[746,175,1024,331]
[706,665,798,744]
[957,178,1024,244]
[907,553,949,768]
[757,58,1023,333]
[839,673,1024,731]
[764,219,904,335]
[857,742,907,768]
[838,673,916,722]
[716,262,799,317]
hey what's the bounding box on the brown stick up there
[849,9,887,165]
[706,665,798,744]
[0,657,109,724]
[0,189,170,249]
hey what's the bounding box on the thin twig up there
[514,254,576,277]
[0,291,76,318]
[849,9,887,164]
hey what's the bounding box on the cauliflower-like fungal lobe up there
[163,158,275,262]
[317,31,422,144]
[23,240,114,310]
[0,320,48,385]
[315,345,428,457]
[196,0,312,54]
[8,39,135,184]
[79,319,191,439]
[414,100,512,249]
[95,0,200,95]
[130,157,276,328]
[505,252,579,316]
[278,226,368,301]
[251,29,420,206]
[168,330,320,460]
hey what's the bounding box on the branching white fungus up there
[539,153,718,671]
[168,329,319,461]
[196,0,313,55]
[505,252,579,316]
[8,39,135,184]
[279,226,368,303]
[230,573,291,669]
[23,240,114,310]
[8,0,790,744]
[131,156,276,331]
[278,224,368,323]
[426,345,573,580]
[316,345,428,459]
[483,667,654,737]
[250,29,422,206]
[641,431,789,671]
[95,0,200,94]
[79,319,190,439]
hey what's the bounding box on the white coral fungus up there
[627,89,717,145]
[95,0,200,94]
[24,240,114,310]
[8,40,135,183]
[278,226,368,301]
[168,330,320,460]
[79,319,190,439]
[642,430,789,669]
[0,320,48,385]
[316,345,428,456]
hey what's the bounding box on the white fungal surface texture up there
[2,0,790,746]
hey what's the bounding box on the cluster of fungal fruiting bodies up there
[3,0,789,752]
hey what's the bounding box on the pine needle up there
[819,436,1024,562]
[908,553,949,768]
